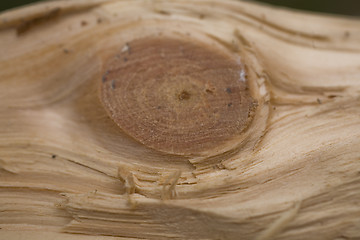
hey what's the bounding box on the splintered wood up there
[0,0,359,239]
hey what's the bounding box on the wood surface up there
[0,0,359,239]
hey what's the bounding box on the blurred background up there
[0,0,360,16]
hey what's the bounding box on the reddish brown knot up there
[100,37,255,156]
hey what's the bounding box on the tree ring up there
[100,37,256,156]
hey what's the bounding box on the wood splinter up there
[118,167,137,208]
[161,170,182,200]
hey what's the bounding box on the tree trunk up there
[0,0,359,239]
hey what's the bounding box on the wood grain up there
[0,0,359,239]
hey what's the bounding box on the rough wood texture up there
[0,0,359,239]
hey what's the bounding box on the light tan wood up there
[0,0,359,239]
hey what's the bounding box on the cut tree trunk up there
[0,0,359,239]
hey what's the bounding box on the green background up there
[0,0,359,16]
